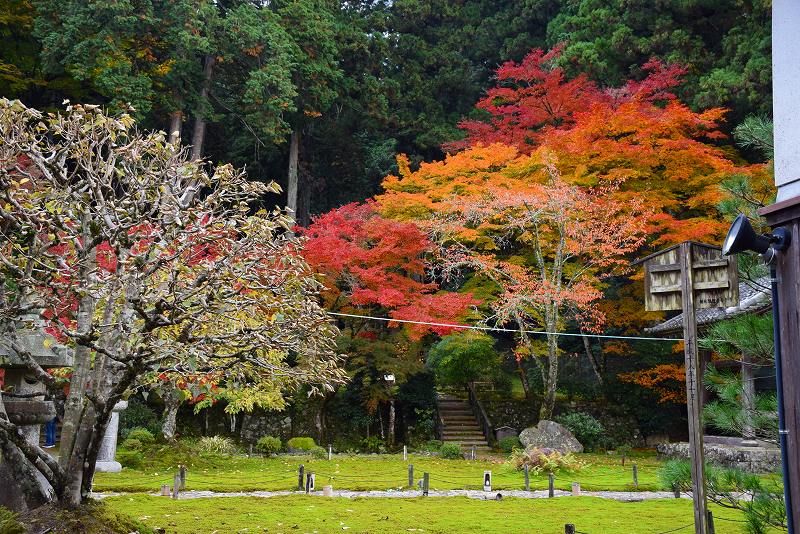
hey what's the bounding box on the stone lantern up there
[0,313,72,511]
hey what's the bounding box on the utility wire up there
[328,312,684,342]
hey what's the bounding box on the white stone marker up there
[95,400,128,473]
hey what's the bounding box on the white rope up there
[327,311,683,342]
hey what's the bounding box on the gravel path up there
[94,489,689,502]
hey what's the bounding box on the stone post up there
[95,400,128,472]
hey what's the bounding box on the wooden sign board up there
[641,241,739,312]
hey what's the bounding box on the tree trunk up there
[168,110,182,145]
[581,335,605,386]
[60,402,97,508]
[388,399,396,446]
[539,308,559,420]
[59,220,97,469]
[286,129,300,221]
[741,352,757,442]
[515,358,532,399]
[190,54,215,160]
[162,389,181,442]
[539,338,558,420]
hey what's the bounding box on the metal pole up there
[771,264,795,534]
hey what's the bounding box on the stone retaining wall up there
[657,442,781,473]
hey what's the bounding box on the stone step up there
[442,442,491,448]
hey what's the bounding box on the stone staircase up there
[437,393,491,454]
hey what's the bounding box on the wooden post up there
[298,464,305,491]
[565,524,575,534]
[172,473,180,499]
[632,463,638,490]
[707,510,716,534]
[471,444,476,460]
[422,472,429,496]
[306,472,315,493]
[679,241,709,534]
[548,473,554,498]
[673,484,681,499]
[403,445,408,461]
[408,464,414,488]
[524,464,530,491]
[179,465,187,491]
[328,444,332,461]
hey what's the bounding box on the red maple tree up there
[300,201,478,340]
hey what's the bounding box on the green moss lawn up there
[94,452,664,493]
[106,494,757,533]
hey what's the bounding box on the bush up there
[555,412,604,451]
[509,447,583,474]
[255,436,282,456]
[360,436,387,453]
[0,506,25,534]
[287,437,317,452]
[196,435,237,455]
[120,438,143,451]
[498,436,522,453]
[418,439,443,453]
[427,332,501,387]
[310,446,328,459]
[439,442,462,459]
[119,400,160,439]
[125,427,156,445]
[116,449,145,469]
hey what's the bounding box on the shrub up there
[509,447,582,474]
[255,436,282,456]
[0,506,25,534]
[555,412,604,451]
[287,437,317,452]
[116,449,145,469]
[310,446,328,459]
[196,435,237,455]
[126,427,156,445]
[426,332,501,387]
[360,436,387,453]
[119,400,160,439]
[498,436,522,453]
[439,442,462,459]
[120,438,143,451]
[419,439,443,453]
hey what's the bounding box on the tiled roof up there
[645,277,771,334]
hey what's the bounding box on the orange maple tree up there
[618,364,687,404]
[378,145,650,419]
[446,46,770,246]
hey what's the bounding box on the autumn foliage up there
[445,46,770,246]
[618,364,687,404]
[300,201,478,340]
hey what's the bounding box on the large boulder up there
[519,420,584,454]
